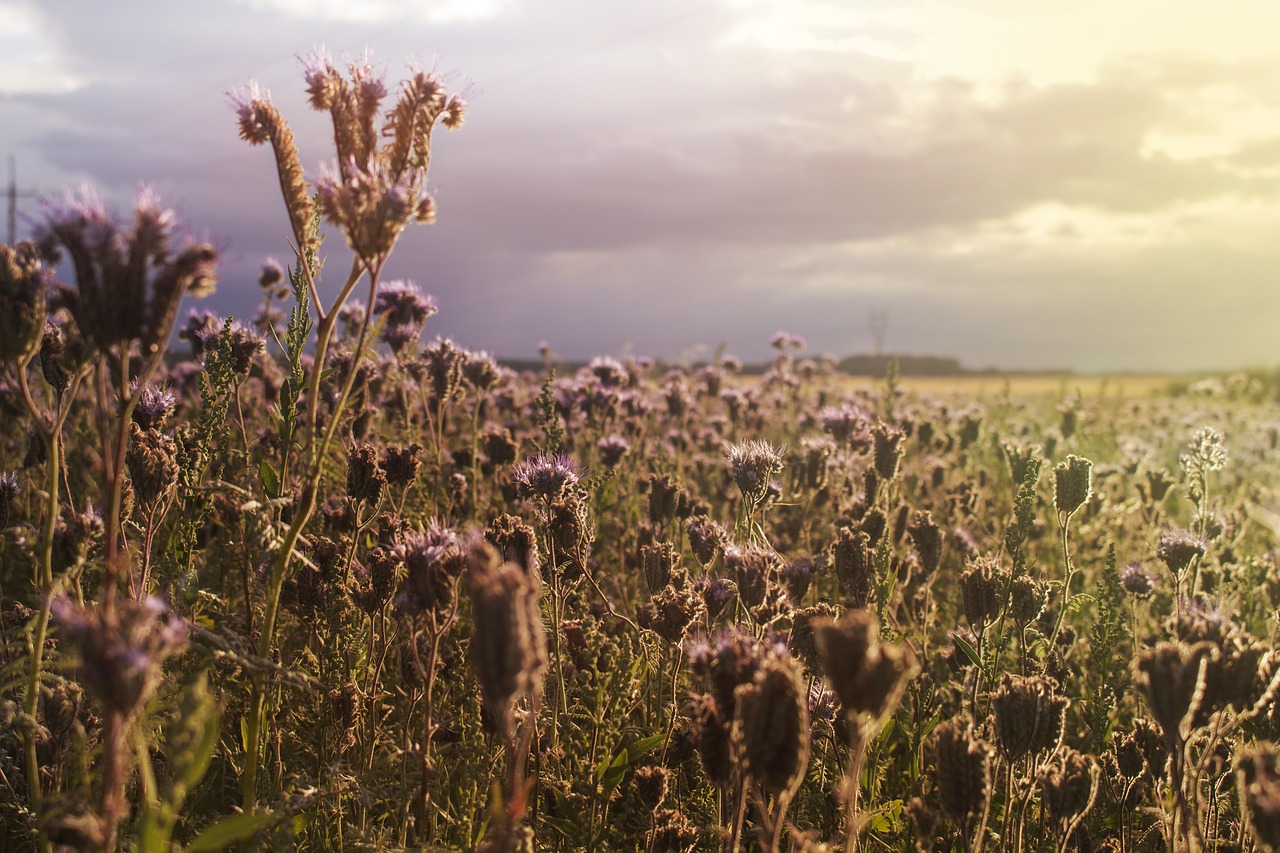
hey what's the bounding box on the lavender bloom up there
[1119,561,1159,598]
[51,595,188,718]
[374,279,437,354]
[38,184,217,357]
[130,383,177,431]
[513,452,584,501]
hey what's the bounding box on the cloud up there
[11,1,1280,370]
[0,3,83,95]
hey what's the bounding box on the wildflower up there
[1119,561,1159,598]
[633,765,671,811]
[992,675,1067,760]
[464,350,501,391]
[596,434,631,469]
[258,256,285,292]
[829,527,874,609]
[819,403,870,446]
[38,185,217,358]
[125,423,179,512]
[130,383,177,431]
[513,451,583,501]
[374,279,436,354]
[1009,575,1049,626]
[346,442,386,505]
[1053,454,1093,516]
[1240,743,1280,852]
[1157,527,1206,578]
[466,542,547,743]
[958,557,1009,631]
[1134,641,1215,740]
[931,718,991,826]
[908,511,944,578]
[732,648,810,797]
[1040,749,1100,830]
[723,544,782,611]
[814,608,919,726]
[687,515,727,566]
[382,442,422,489]
[0,241,48,366]
[725,439,785,509]
[395,520,466,619]
[39,322,70,393]
[872,422,905,481]
[227,82,317,254]
[485,513,541,579]
[51,594,188,718]
[650,578,705,645]
[422,336,466,405]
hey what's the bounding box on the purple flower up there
[513,452,584,500]
[374,279,437,353]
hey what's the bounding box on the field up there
[3,55,1280,853]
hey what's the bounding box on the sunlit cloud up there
[235,0,514,24]
[0,3,83,95]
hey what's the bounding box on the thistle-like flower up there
[1053,454,1093,517]
[725,439,785,511]
[513,451,583,501]
[374,279,437,354]
[38,185,217,360]
[51,595,188,718]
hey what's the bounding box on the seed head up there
[992,674,1068,760]
[1240,743,1280,852]
[725,439,785,509]
[0,241,48,366]
[1156,528,1206,578]
[814,608,919,727]
[466,542,547,743]
[732,649,810,797]
[51,594,188,719]
[1134,641,1215,740]
[931,718,991,825]
[1053,454,1093,516]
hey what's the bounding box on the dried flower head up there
[732,648,810,797]
[992,674,1068,760]
[0,471,20,531]
[38,185,217,358]
[931,718,991,826]
[0,241,48,366]
[51,595,188,718]
[1134,641,1215,740]
[1053,454,1093,516]
[1240,743,1280,853]
[466,542,547,743]
[1156,527,1206,578]
[814,608,919,727]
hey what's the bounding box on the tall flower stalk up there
[229,49,467,809]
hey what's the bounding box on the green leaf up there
[185,812,273,852]
[259,461,280,499]
[952,632,981,668]
[625,733,665,763]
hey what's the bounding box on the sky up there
[3,0,1280,372]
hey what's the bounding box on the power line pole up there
[6,156,40,245]
[7,156,15,246]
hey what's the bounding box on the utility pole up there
[7,156,15,246]
[869,306,889,357]
[7,156,40,245]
